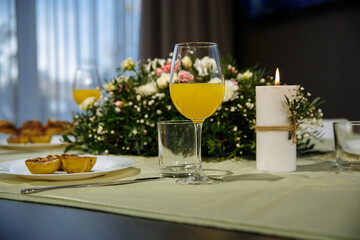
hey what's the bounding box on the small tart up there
[20,127,43,136]
[61,154,97,173]
[0,120,17,134]
[29,134,52,143]
[25,157,61,174]
[46,155,63,171]
[7,135,30,144]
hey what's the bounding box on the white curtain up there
[0,0,142,124]
[0,0,17,123]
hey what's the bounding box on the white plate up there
[0,135,67,150]
[0,156,135,180]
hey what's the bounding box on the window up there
[0,0,142,124]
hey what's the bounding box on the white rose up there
[156,73,170,89]
[103,82,117,92]
[135,81,158,96]
[121,57,135,70]
[193,56,217,76]
[237,70,253,80]
[182,56,192,69]
[79,97,97,110]
[201,56,217,69]
[223,80,239,103]
[194,59,207,76]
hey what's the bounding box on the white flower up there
[121,57,135,70]
[156,73,170,89]
[209,78,222,84]
[156,110,162,115]
[97,125,104,135]
[103,82,117,92]
[115,76,129,83]
[237,70,253,80]
[201,56,217,69]
[155,93,166,99]
[243,70,253,79]
[182,56,192,69]
[245,102,254,109]
[79,97,97,110]
[223,80,239,102]
[135,81,158,96]
[136,95,141,101]
[96,109,103,117]
[148,99,155,106]
[194,56,217,76]
[115,107,121,112]
[144,114,149,118]
[132,129,137,135]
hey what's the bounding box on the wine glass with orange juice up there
[169,42,225,185]
[73,68,101,106]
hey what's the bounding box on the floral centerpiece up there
[63,54,323,159]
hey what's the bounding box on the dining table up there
[0,137,359,240]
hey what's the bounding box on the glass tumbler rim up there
[157,120,193,125]
[333,121,360,126]
[175,42,218,48]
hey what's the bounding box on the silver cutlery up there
[21,176,161,194]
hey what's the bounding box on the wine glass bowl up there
[169,42,225,185]
[72,68,101,105]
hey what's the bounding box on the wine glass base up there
[176,174,222,185]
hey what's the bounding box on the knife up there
[20,176,161,194]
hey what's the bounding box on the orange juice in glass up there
[73,89,101,105]
[72,68,101,105]
[170,83,224,124]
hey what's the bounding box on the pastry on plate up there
[60,154,97,173]
[25,156,61,174]
[0,120,18,135]
[29,134,52,143]
[7,135,30,144]
[20,120,44,135]
[44,119,72,135]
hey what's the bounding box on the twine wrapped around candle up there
[255,124,298,143]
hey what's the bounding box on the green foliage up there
[63,55,323,159]
[285,86,325,146]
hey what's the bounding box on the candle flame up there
[275,68,280,85]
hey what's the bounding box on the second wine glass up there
[169,42,225,185]
[73,68,101,106]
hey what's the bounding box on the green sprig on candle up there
[285,87,325,144]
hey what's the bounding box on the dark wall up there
[234,1,360,120]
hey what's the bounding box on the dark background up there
[140,0,360,120]
[233,0,360,120]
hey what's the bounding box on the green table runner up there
[0,149,359,240]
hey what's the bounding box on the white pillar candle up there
[256,82,298,172]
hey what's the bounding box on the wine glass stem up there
[194,122,203,175]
